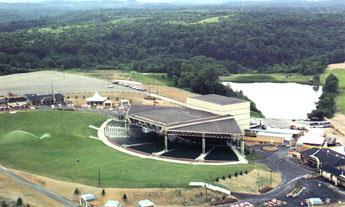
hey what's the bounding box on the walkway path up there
[97,119,247,165]
[0,166,76,207]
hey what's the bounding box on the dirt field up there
[326,113,345,145]
[217,169,282,195]
[0,170,61,207]
[327,63,345,70]
[11,168,226,207]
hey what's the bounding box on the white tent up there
[86,92,107,105]
[136,199,155,207]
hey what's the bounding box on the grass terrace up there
[221,73,314,85]
[0,110,263,188]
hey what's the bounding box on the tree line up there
[1,5,345,76]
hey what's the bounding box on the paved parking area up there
[0,71,140,95]
[230,147,345,207]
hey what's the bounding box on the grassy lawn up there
[0,110,261,188]
[221,73,314,85]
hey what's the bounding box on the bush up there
[222,176,226,180]
[74,188,80,195]
[102,189,106,196]
[122,194,127,200]
[234,172,238,177]
[16,197,23,206]
[216,177,219,182]
[239,171,243,176]
[1,201,7,207]
[245,170,248,174]
[228,174,232,179]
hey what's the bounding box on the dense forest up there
[1,1,345,76]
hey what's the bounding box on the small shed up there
[80,193,96,207]
[307,198,323,206]
[86,92,107,106]
[104,200,123,207]
[136,199,155,207]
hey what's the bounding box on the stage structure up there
[126,101,246,156]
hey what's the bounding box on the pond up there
[223,82,322,119]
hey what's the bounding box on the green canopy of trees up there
[308,74,339,120]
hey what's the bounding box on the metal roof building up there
[186,94,250,130]
[126,103,244,155]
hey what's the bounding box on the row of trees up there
[308,74,339,120]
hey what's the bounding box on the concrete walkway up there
[98,119,247,166]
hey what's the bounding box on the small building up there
[186,94,250,130]
[0,96,7,106]
[136,199,155,207]
[80,194,96,207]
[86,92,108,106]
[301,148,345,187]
[25,93,65,106]
[306,198,323,206]
[104,200,123,207]
[6,96,28,108]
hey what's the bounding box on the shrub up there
[16,197,23,206]
[222,176,226,180]
[239,171,243,176]
[228,174,232,178]
[74,188,80,195]
[102,189,106,196]
[122,194,127,200]
[245,170,248,174]
[234,172,238,177]
[216,177,219,182]
[1,201,8,207]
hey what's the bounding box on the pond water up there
[223,82,323,119]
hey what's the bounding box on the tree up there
[1,201,7,207]
[74,188,80,195]
[122,193,127,200]
[323,73,339,94]
[16,197,23,206]
[308,74,339,120]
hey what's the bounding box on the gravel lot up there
[0,71,139,96]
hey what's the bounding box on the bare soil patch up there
[0,169,61,207]
[217,169,281,195]
[327,63,345,70]
[12,168,225,207]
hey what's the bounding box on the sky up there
[0,0,233,3]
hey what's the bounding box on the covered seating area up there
[126,104,245,160]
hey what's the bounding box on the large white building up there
[186,94,250,130]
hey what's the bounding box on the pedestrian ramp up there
[189,182,231,195]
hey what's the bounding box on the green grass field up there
[0,110,259,188]
[220,73,314,85]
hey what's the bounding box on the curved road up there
[0,166,76,207]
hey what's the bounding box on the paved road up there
[229,147,345,207]
[0,166,76,207]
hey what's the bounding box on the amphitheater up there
[100,94,250,165]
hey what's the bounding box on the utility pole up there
[98,169,101,187]
[270,170,272,187]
